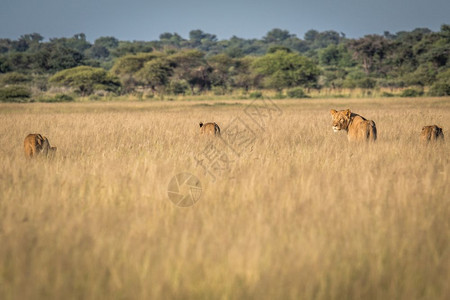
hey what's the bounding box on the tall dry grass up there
[0,98,449,299]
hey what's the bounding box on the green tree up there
[110,52,163,92]
[86,45,109,59]
[8,53,33,72]
[207,54,235,93]
[49,33,91,53]
[49,66,120,96]
[159,33,184,49]
[348,35,391,74]
[169,50,211,94]
[319,45,340,66]
[136,57,173,93]
[18,33,44,52]
[189,30,217,46]
[231,56,259,91]
[111,41,154,57]
[267,46,292,54]
[94,36,119,49]
[32,44,84,72]
[304,30,319,42]
[0,39,12,53]
[0,55,11,73]
[263,29,293,43]
[253,50,320,91]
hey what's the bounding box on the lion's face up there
[330,109,351,132]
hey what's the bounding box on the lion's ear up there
[330,109,337,115]
[422,126,426,131]
[199,122,203,128]
[345,109,351,117]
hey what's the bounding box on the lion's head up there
[330,109,352,132]
[42,137,57,155]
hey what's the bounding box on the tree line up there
[0,26,449,101]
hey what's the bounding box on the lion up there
[24,134,57,158]
[199,122,221,136]
[330,109,377,142]
[421,125,444,143]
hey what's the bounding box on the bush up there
[212,86,228,96]
[358,78,376,89]
[0,86,31,102]
[168,81,189,95]
[428,83,450,96]
[400,88,424,97]
[38,94,74,103]
[49,66,120,96]
[0,72,31,85]
[274,92,286,99]
[88,94,101,101]
[287,87,309,98]
[249,91,263,99]
[381,92,395,97]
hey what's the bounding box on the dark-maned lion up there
[421,125,444,143]
[330,109,377,142]
[199,122,220,136]
[24,134,57,158]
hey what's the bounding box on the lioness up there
[24,134,57,158]
[330,109,377,142]
[199,122,221,136]
[421,125,444,143]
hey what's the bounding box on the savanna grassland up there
[0,97,449,299]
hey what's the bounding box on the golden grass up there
[0,97,449,299]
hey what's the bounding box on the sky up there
[0,0,449,42]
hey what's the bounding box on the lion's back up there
[421,125,444,142]
[200,123,220,136]
[348,116,377,141]
[24,134,40,157]
[24,133,49,158]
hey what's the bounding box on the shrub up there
[38,94,74,103]
[249,91,263,99]
[358,78,376,89]
[381,92,395,97]
[0,86,31,102]
[287,87,309,98]
[274,92,286,99]
[49,66,120,96]
[88,94,101,101]
[168,81,189,95]
[0,72,31,85]
[212,86,228,96]
[400,88,424,97]
[428,83,450,96]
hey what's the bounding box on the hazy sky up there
[1,0,449,41]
